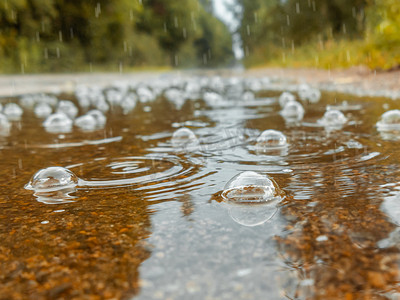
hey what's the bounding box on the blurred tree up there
[0,0,233,72]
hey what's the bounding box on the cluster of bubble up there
[1,75,279,135]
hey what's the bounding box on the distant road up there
[1,67,399,98]
[0,72,166,97]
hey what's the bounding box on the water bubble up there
[137,86,155,103]
[377,110,400,132]
[87,109,106,127]
[25,166,79,192]
[242,91,255,102]
[74,114,97,131]
[171,127,199,150]
[222,171,283,203]
[43,112,73,133]
[120,93,137,114]
[298,83,311,100]
[305,88,321,103]
[77,96,91,109]
[281,100,304,121]
[203,92,223,106]
[57,100,78,119]
[94,97,110,112]
[165,88,185,110]
[19,95,36,109]
[105,89,123,106]
[279,92,295,108]
[256,130,288,149]
[4,103,23,120]
[318,109,348,128]
[34,102,52,118]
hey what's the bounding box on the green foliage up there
[237,0,400,70]
[0,0,233,73]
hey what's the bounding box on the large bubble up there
[171,127,200,150]
[222,171,283,203]
[377,110,400,132]
[256,130,287,149]
[25,166,79,193]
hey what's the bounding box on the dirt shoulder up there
[246,66,400,94]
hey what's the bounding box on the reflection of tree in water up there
[178,194,195,220]
[276,161,400,298]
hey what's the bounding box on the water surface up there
[1,77,400,299]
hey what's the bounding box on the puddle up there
[1,75,400,299]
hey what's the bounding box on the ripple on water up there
[65,155,207,199]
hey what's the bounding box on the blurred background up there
[0,0,398,73]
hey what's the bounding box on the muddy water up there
[1,86,400,299]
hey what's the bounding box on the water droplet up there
[120,94,137,114]
[171,127,199,150]
[34,102,52,118]
[4,103,23,120]
[43,113,73,133]
[281,100,304,121]
[25,166,79,192]
[279,92,295,108]
[377,110,400,132]
[242,91,255,102]
[256,130,287,149]
[87,110,106,127]
[74,114,97,131]
[318,109,347,128]
[57,100,78,119]
[222,171,283,203]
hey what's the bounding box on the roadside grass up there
[246,39,400,71]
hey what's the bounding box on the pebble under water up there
[2,74,400,299]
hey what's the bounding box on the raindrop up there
[222,171,283,203]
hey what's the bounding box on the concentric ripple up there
[66,155,206,196]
